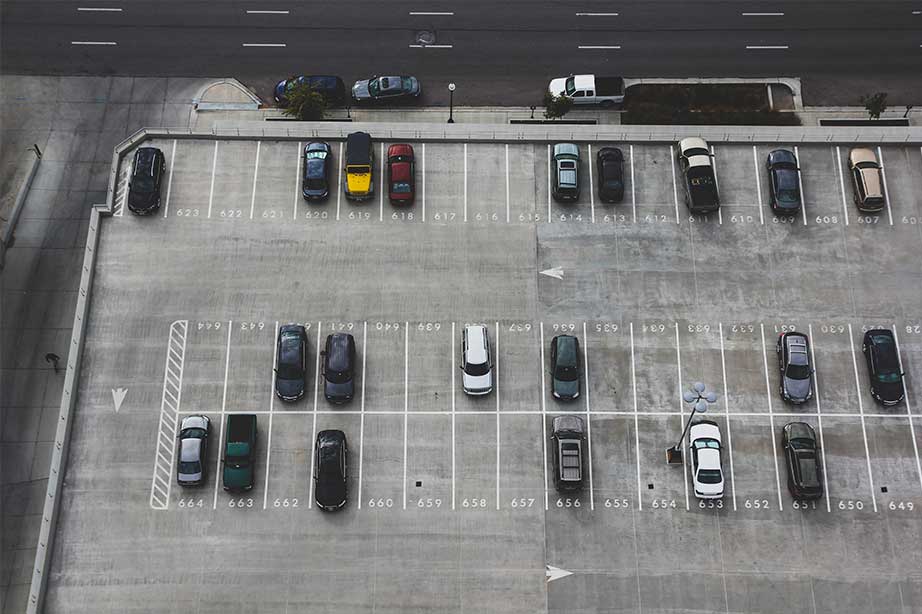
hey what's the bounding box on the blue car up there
[274,75,346,107]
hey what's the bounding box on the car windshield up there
[878,372,901,383]
[349,165,371,174]
[466,361,490,376]
[778,189,799,203]
[277,335,301,379]
[391,182,412,194]
[305,151,327,160]
[565,77,576,96]
[698,469,722,483]
[401,77,413,90]
[178,461,200,473]
[789,438,812,450]
[132,175,155,192]
[785,364,811,380]
[693,439,720,449]
[305,178,326,191]
[555,365,578,382]
[368,79,380,96]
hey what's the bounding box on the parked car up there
[847,148,885,212]
[352,75,421,104]
[387,144,415,205]
[322,333,356,403]
[275,324,308,402]
[222,414,257,492]
[314,429,348,511]
[689,420,723,499]
[766,149,802,214]
[302,141,332,201]
[547,74,625,108]
[344,131,374,201]
[777,332,814,404]
[274,75,346,107]
[862,329,905,405]
[177,415,210,486]
[127,146,165,215]
[550,335,581,400]
[461,325,493,395]
[596,147,624,203]
[551,415,585,491]
[781,422,823,499]
[677,137,719,213]
[552,143,580,202]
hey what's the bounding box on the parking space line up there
[583,322,595,509]
[892,325,922,496]
[451,321,456,509]
[307,321,323,510]
[794,146,808,226]
[547,144,552,223]
[496,321,501,509]
[292,141,301,220]
[421,143,426,222]
[588,145,596,223]
[629,145,637,223]
[357,321,367,509]
[675,323,689,510]
[670,145,679,224]
[808,324,833,512]
[752,146,765,225]
[876,146,895,226]
[207,141,218,218]
[336,142,343,221]
[759,324,784,510]
[710,145,723,224]
[379,142,385,222]
[718,323,738,511]
[162,139,177,218]
[312,322,322,412]
[505,144,510,223]
[463,143,468,222]
[630,323,641,510]
[540,322,549,509]
[835,146,850,225]
[847,323,877,512]
[211,320,232,509]
[402,322,409,509]
[249,141,261,219]
[262,320,278,509]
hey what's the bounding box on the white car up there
[689,420,724,499]
[461,325,493,395]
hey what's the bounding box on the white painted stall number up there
[643,324,667,334]
[261,210,283,219]
[475,212,499,222]
[416,498,443,508]
[643,214,669,223]
[556,498,581,508]
[462,498,488,509]
[905,325,922,334]
[510,498,535,508]
[375,322,401,331]
[730,324,755,333]
[772,216,796,224]
[743,499,768,510]
[229,498,254,508]
[417,322,442,332]
[699,499,723,509]
[219,209,243,218]
[837,500,865,511]
[176,208,200,217]
[595,323,619,333]
[856,216,879,224]
[305,210,328,220]
[820,325,846,334]
[552,323,576,332]
[391,211,414,221]
[651,499,676,509]
[604,498,629,509]
[349,211,371,221]
[773,324,797,333]
[177,498,204,508]
[860,325,886,333]
[239,322,265,331]
[518,213,541,222]
[792,500,818,510]
[434,212,457,222]
[602,214,628,223]
[331,322,355,331]
[367,498,394,508]
[887,501,915,511]
[508,323,532,333]
[687,324,710,333]
[559,213,584,222]
[814,215,839,224]
[197,321,222,330]
[901,216,919,225]
[273,498,299,508]
[729,215,756,224]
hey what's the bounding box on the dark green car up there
[551,335,581,400]
[222,414,257,491]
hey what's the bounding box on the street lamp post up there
[666,382,718,464]
[447,83,456,124]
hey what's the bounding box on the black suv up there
[596,147,624,203]
[275,325,308,402]
[551,415,585,491]
[127,147,165,214]
[314,430,347,511]
[322,333,356,403]
[781,422,823,499]
[777,332,813,404]
[550,335,581,400]
[862,329,905,406]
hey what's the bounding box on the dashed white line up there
[583,322,594,510]
[162,139,176,219]
[207,141,218,218]
[246,9,290,14]
[402,322,409,509]
[77,7,123,11]
[718,323,738,511]
[357,321,367,509]
[71,41,117,45]
[249,141,261,219]
[212,321,232,510]
[578,45,622,50]
[588,144,595,223]
[746,45,789,50]
[808,324,833,512]
[263,320,279,509]
[409,11,454,15]
[760,324,784,511]
[242,43,286,47]
[408,44,453,48]
[293,141,302,220]
[630,323,641,510]
[576,12,619,16]
[891,325,922,497]
[876,146,894,226]
[835,146,850,225]
[847,323,878,512]
[742,12,784,16]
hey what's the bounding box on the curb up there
[0,146,42,270]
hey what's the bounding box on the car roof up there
[554,335,578,365]
[465,326,488,362]
[553,414,584,434]
[554,143,579,158]
[696,448,721,470]
[785,422,815,441]
[346,132,372,163]
[572,74,594,89]
[390,161,412,181]
[180,438,202,462]
[680,137,709,153]
[849,148,877,165]
[326,334,354,371]
[388,143,413,157]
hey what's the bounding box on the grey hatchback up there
[177,414,210,486]
[550,335,581,400]
[776,332,813,404]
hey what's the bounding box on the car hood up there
[783,376,812,401]
[346,171,372,194]
[276,377,304,399]
[875,379,905,402]
[462,371,492,392]
[316,479,346,508]
[325,378,354,401]
[553,378,579,399]
[352,80,371,100]
[549,78,567,97]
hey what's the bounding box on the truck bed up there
[226,414,256,442]
[595,77,624,96]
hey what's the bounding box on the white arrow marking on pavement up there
[540,266,564,280]
[546,565,573,583]
[112,388,127,413]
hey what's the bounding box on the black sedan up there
[862,329,905,405]
[314,430,347,511]
[352,75,421,104]
[781,422,823,499]
[596,147,624,203]
[776,332,813,404]
[302,141,332,201]
[274,75,346,107]
[321,333,356,403]
[275,324,308,402]
[766,149,802,213]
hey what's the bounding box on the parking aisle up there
[424,142,464,225]
[253,140,301,222]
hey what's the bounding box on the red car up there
[387,144,415,205]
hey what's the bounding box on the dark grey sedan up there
[177,415,210,486]
[351,75,421,103]
[302,141,332,201]
[550,335,581,400]
[766,149,802,214]
[782,422,823,499]
[777,332,813,404]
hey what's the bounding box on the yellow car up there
[344,131,373,200]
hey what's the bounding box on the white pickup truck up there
[548,74,625,108]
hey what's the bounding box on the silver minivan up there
[461,325,493,395]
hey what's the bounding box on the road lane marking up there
[742,12,784,16]
[77,7,123,11]
[760,324,784,511]
[630,323,641,510]
[212,320,233,510]
[745,45,789,49]
[876,146,894,226]
[674,323,689,510]
[583,322,594,510]
[835,146,849,225]
[794,145,808,225]
[357,321,367,509]
[263,320,279,509]
[847,323,877,512]
[403,322,409,509]
[576,12,619,16]
[718,323,738,511]
[808,324,833,512]
[409,11,454,15]
[149,319,187,510]
[408,44,453,48]
[246,10,290,14]
[578,45,622,49]
[242,43,287,47]
[71,41,117,45]
[891,325,922,497]
[249,141,261,219]
[162,140,176,218]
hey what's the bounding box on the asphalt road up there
[1,1,921,107]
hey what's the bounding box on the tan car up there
[847,148,885,212]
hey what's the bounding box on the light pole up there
[666,382,718,464]
[447,83,456,124]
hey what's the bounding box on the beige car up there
[847,148,885,212]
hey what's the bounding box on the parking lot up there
[49,136,922,613]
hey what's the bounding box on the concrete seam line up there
[0,148,42,262]
[27,205,104,614]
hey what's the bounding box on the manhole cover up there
[416,30,436,45]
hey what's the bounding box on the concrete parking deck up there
[38,129,922,613]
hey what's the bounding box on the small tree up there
[860,92,888,120]
[543,91,573,120]
[282,81,328,121]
